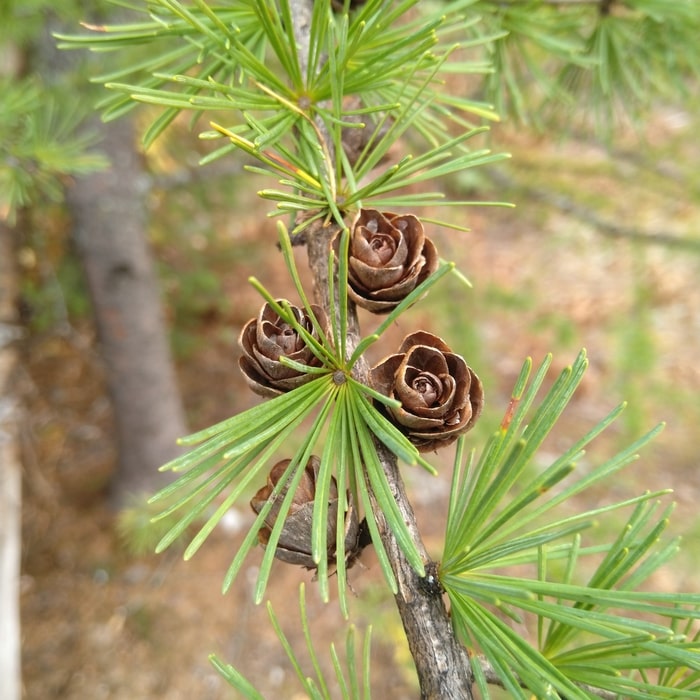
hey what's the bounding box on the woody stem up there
[289,3,476,696]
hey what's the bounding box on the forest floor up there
[19,110,700,699]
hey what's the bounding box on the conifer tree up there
[45,0,700,696]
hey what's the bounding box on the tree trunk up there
[0,220,22,700]
[65,118,188,507]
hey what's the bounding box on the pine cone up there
[339,209,439,314]
[369,331,484,452]
[250,456,366,571]
[238,301,327,397]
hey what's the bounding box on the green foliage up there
[115,494,195,556]
[211,583,372,700]
[167,336,700,698]
[56,0,497,140]
[441,353,700,698]
[0,78,107,224]
[56,0,510,232]
[461,0,700,131]
[1,0,116,223]
[0,0,104,45]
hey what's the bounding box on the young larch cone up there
[250,456,366,571]
[238,301,328,397]
[369,331,484,452]
[339,209,439,313]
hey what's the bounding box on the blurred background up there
[3,2,700,698]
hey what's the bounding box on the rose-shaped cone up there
[239,301,328,397]
[338,209,439,313]
[370,331,484,452]
[250,457,366,571]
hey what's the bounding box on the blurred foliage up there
[0,78,107,224]
[0,0,86,45]
[8,0,699,337]
[0,0,118,222]
[116,494,194,556]
[464,0,700,133]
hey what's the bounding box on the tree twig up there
[486,166,700,252]
[288,2,477,696]
[305,218,476,700]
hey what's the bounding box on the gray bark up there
[0,221,22,700]
[65,118,188,507]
